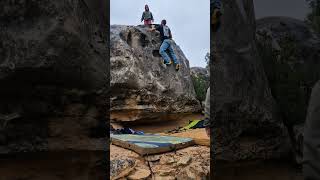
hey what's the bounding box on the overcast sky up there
[111,0,311,68]
[254,0,310,20]
[111,0,210,68]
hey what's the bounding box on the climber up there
[211,0,222,32]
[141,4,154,27]
[203,87,210,137]
[149,19,180,71]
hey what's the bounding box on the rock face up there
[256,17,320,126]
[191,67,209,78]
[0,0,108,178]
[212,0,290,160]
[110,25,201,122]
[256,17,320,164]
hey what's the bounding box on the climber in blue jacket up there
[149,19,180,71]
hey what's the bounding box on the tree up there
[306,0,320,33]
[205,52,210,70]
[191,53,210,102]
[205,52,210,65]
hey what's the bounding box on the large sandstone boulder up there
[0,1,108,179]
[256,17,320,126]
[110,25,201,122]
[211,0,290,160]
[256,17,320,164]
[0,0,108,157]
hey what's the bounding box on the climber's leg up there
[159,40,171,64]
[167,42,179,64]
[166,42,180,71]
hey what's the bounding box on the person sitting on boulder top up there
[211,0,222,32]
[141,4,154,26]
[149,19,180,71]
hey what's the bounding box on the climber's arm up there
[141,12,145,22]
[148,26,159,32]
[169,29,173,39]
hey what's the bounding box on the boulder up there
[0,0,108,179]
[211,0,290,160]
[110,25,201,122]
[0,0,108,172]
[256,17,320,126]
[190,67,209,79]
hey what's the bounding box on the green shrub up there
[191,74,209,102]
[306,0,320,33]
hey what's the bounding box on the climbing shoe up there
[163,60,172,65]
[175,64,180,71]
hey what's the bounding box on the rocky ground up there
[110,143,210,180]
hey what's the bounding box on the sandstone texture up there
[110,144,210,179]
[0,0,108,179]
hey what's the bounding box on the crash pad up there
[169,129,210,147]
[181,119,205,130]
[110,134,194,155]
